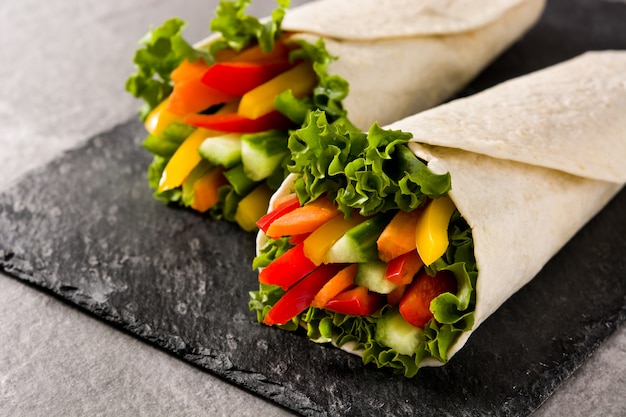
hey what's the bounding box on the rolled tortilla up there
[200,0,545,129]
[392,50,626,363]
[140,0,543,224]
[257,50,626,369]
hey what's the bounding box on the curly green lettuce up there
[209,0,289,56]
[288,110,451,216]
[125,18,209,121]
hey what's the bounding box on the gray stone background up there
[0,0,624,415]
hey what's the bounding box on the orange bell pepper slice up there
[227,38,291,63]
[265,197,340,239]
[310,264,358,309]
[189,167,228,212]
[170,59,212,84]
[386,284,407,307]
[167,78,237,117]
[377,208,424,263]
[256,193,301,233]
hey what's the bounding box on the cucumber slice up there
[198,134,241,168]
[323,213,391,264]
[354,261,397,294]
[224,164,257,195]
[241,131,289,181]
[375,308,424,355]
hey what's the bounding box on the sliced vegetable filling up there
[126,0,349,230]
[250,111,477,377]
[255,196,461,341]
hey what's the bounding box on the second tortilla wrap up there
[138,0,544,226]
[199,0,545,129]
[255,50,626,371]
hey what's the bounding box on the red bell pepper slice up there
[385,250,424,286]
[263,263,344,326]
[289,233,311,245]
[202,60,296,96]
[258,244,317,290]
[399,270,457,328]
[256,193,301,233]
[324,286,385,316]
[184,110,294,133]
[167,78,237,117]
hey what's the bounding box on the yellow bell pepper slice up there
[237,61,317,120]
[158,128,216,192]
[144,98,184,137]
[415,196,457,266]
[304,214,366,266]
[234,184,274,232]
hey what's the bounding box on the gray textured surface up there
[0,0,624,416]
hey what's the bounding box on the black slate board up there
[1,0,625,415]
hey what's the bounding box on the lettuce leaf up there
[143,122,196,204]
[126,18,209,120]
[288,110,451,216]
[142,122,195,157]
[252,236,292,269]
[209,0,290,56]
[275,38,349,126]
[147,156,182,204]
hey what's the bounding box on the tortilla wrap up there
[198,0,545,129]
[259,50,626,368]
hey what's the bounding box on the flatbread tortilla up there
[402,51,626,363]
[198,0,545,129]
[282,0,534,39]
[391,51,626,183]
[260,50,626,368]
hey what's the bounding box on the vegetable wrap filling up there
[126,0,349,230]
[250,111,476,377]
